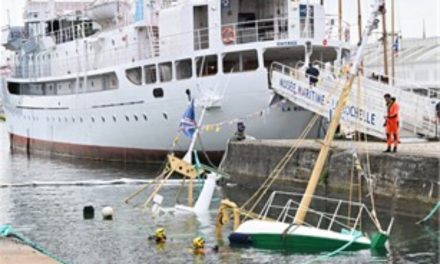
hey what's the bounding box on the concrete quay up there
[222,139,440,204]
[0,238,57,264]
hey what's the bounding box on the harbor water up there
[0,123,438,264]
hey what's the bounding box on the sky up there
[0,0,439,38]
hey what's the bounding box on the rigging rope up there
[417,201,440,224]
[0,225,68,264]
[240,66,346,220]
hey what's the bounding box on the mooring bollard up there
[83,205,94,219]
[102,206,114,220]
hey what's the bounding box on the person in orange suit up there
[383,94,400,153]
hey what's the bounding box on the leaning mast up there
[293,0,385,225]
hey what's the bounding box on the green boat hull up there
[248,233,370,253]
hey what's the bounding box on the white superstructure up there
[1,0,351,162]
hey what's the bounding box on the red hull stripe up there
[9,133,223,163]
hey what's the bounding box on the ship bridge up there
[270,62,440,139]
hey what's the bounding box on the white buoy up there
[102,206,114,220]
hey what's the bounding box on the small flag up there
[179,100,196,139]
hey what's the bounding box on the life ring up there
[222,26,236,45]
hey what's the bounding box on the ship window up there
[144,64,157,84]
[153,88,164,98]
[143,114,148,121]
[112,116,117,122]
[64,117,68,122]
[126,67,142,85]
[159,62,173,82]
[163,113,168,120]
[72,117,75,123]
[223,50,259,73]
[175,59,193,80]
[125,115,130,122]
[7,82,20,95]
[134,114,138,121]
[80,117,83,123]
[196,55,218,77]
[101,116,105,122]
[103,73,118,90]
[91,117,95,123]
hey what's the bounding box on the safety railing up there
[270,61,439,138]
[324,15,351,42]
[221,17,289,45]
[259,191,367,233]
[193,28,210,50]
[10,15,353,79]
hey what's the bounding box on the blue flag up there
[179,100,196,139]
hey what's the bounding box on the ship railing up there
[13,40,152,79]
[220,15,351,46]
[323,15,352,42]
[220,17,289,45]
[260,191,368,234]
[193,28,210,50]
[11,15,352,79]
[270,61,439,138]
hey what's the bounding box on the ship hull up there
[2,69,318,163]
[228,220,372,253]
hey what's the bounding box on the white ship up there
[1,0,351,162]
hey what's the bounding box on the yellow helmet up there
[192,237,205,249]
[155,228,165,237]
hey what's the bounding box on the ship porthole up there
[163,113,168,120]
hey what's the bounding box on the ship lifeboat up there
[86,0,131,23]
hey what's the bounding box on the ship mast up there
[357,0,363,42]
[381,0,389,78]
[390,0,395,85]
[338,0,342,41]
[293,0,384,225]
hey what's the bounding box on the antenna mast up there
[391,0,395,85]
[381,0,389,79]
